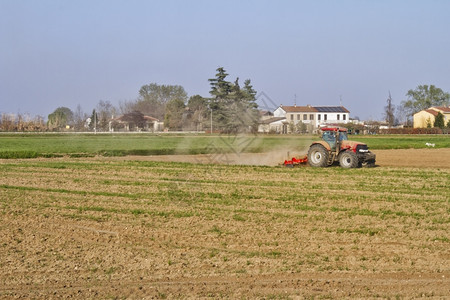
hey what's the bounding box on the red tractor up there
[307,127,376,168]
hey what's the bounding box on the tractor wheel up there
[339,151,359,168]
[307,144,329,167]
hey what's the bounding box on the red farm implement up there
[283,155,308,167]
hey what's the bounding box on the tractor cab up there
[321,127,348,151]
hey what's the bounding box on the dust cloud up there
[172,134,311,166]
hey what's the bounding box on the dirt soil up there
[0,148,449,299]
[126,148,450,168]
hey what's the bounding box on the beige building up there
[413,106,450,128]
[113,114,163,132]
[257,117,286,133]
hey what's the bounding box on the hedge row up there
[379,128,449,134]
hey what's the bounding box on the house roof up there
[114,114,159,122]
[259,110,274,116]
[425,109,439,117]
[314,106,350,113]
[432,106,450,113]
[279,105,350,113]
[280,105,317,113]
[143,116,159,121]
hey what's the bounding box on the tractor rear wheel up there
[339,151,359,168]
[307,144,329,167]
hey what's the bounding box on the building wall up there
[273,107,286,118]
[440,113,450,126]
[414,107,450,128]
[258,120,285,133]
[413,111,435,128]
[285,112,316,127]
[273,106,350,133]
[315,112,349,127]
[285,112,349,127]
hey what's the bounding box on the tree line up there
[1,67,260,133]
[1,68,450,132]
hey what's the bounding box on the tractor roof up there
[321,127,348,132]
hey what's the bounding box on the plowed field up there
[1,149,449,298]
[125,148,450,168]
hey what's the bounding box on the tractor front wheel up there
[307,144,329,167]
[339,151,359,168]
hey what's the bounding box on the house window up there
[290,114,293,121]
[303,114,307,120]
[337,114,340,121]
[310,114,314,120]
[324,114,327,121]
[318,114,321,121]
[343,114,346,121]
[297,114,300,120]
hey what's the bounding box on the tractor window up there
[339,132,348,141]
[322,131,336,149]
[322,131,335,142]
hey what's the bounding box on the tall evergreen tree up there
[208,67,259,133]
[208,67,232,99]
[208,67,232,132]
[434,112,445,129]
[88,109,98,131]
[242,79,260,132]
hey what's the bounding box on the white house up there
[274,105,350,131]
[314,106,350,127]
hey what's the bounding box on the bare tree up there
[384,91,395,127]
[73,104,88,131]
[0,113,15,131]
[96,100,117,131]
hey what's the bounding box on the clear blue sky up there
[1,0,449,120]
